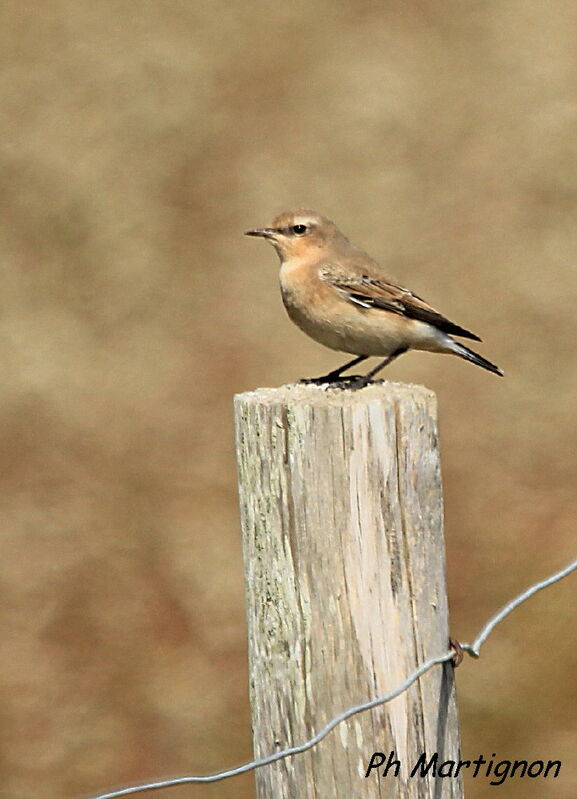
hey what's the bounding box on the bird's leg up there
[299,355,368,385]
[346,348,408,390]
[363,348,407,379]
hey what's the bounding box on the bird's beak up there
[244,227,278,239]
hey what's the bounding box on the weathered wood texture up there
[234,382,462,799]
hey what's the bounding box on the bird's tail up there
[453,342,503,376]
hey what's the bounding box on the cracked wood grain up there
[234,382,462,799]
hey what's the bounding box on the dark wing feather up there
[325,272,482,342]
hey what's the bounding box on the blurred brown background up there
[1,1,576,797]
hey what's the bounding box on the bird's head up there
[245,210,346,261]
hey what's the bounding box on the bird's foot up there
[299,372,356,386]
[338,375,374,390]
[300,374,376,390]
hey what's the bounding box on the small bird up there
[245,210,503,387]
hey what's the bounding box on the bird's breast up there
[278,260,375,353]
[279,259,348,351]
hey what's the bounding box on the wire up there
[85,651,456,797]
[464,556,577,657]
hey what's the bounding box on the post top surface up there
[235,381,435,407]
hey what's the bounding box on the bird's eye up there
[291,224,308,235]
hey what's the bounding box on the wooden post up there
[234,382,462,799]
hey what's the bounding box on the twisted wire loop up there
[84,557,577,799]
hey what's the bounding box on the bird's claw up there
[299,376,336,385]
[299,374,376,390]
[298,374,352,385]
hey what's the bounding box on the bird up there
[245,210,503,388]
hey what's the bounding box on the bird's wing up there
[321,270,482,342]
